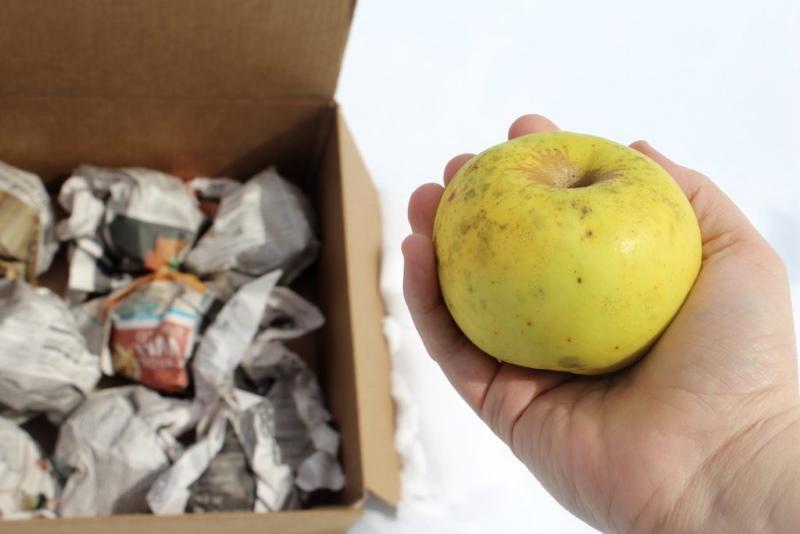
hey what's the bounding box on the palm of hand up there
[403,116,796,532]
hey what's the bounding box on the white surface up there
[337,1,800,532]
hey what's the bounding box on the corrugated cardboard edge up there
[337,110,402,507]
[1,508,360,534]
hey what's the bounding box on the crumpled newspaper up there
[147,271,292,514]
[0,278,101,423]
[191,271,283,417]
[148,398,293,514]
[54,386,195,517]
[148,272,344,513]
[239,283,344,494]
[258,284,325,342]
[240,337,345,494]
[0,417,57,518]
[0,161,58,282]
[184,167,319,284]
[73,272,214,393]
[55,166,206,299]
[184,420,256,513]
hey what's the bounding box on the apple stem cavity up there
[515,149,617,189]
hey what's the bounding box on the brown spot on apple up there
[558,356,585,369]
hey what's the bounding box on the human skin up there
[402,114,799,532]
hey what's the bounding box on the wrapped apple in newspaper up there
[185,167,319,285]
[95,272,214,393]
[237,282,343,500]
[54,386,195,517]
[0,278,101,423]
[0,161,58,282]
[240,321,344,495]
[184,420,257,512]
[0,417,57,518]
[56,166,206,300]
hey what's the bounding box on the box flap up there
[336,111,401,506]
[0,0,354,100]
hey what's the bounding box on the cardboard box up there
[0,0,400,531]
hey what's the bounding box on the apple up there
[433,131,701,374]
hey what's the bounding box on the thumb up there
[631,141,764,259]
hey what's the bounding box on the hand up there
[402,114,799,532]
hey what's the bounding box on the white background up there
[337,1,800,532]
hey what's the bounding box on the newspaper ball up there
[147,400,293,515]
[55,386,194,517]
[55,166,206,298]
[184,421,256,513]
[104,273,213,393]
[0,161,58,282]
[0,417,57,518]
[236,283,343,495]
[185,167,319,284]
[241,339,345,495]
[0,278,101,423]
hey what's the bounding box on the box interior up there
[2,99,365,521]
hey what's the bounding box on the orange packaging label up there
[110,306,199,392]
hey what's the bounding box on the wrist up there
[666,403,800,533]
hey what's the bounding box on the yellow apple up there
[433,131,702,374]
